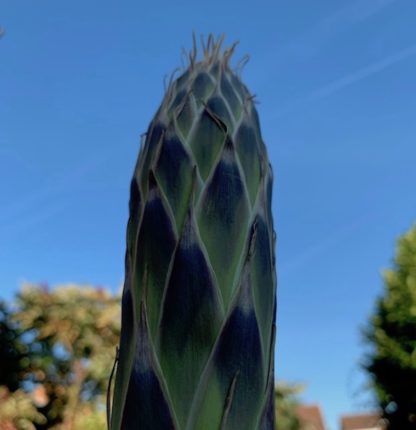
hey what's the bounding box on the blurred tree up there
[0,302,29,392]
[363,224,416,429]
[0,386,46,430]
[275,382,303,430]
[1,284,306,430]
[0,303,46,430]
[0,284,120,430]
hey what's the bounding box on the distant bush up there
[0,284,120,430]
[363,225,416,429]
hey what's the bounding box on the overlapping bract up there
[111,39,276,430]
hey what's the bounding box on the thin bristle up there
[235,54,250,76]
[212,34,225,63]
[184,33,237,69]
[190,32,197,69]
[223,41,239,68]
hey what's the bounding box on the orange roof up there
[341,412,385,430]
[296,404,326,430]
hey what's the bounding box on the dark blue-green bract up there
[110,39,276,430]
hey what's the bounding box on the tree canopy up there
[0,284,120,430]
[275,382,303,430]
[363,224,416,429]
[0,283,303,429]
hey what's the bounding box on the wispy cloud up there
[254,0,399,95]
[278,213,376,275]
[272,43,416,118]
[322,0,396,28]
[1,201,70,239]
[0,149,114,236]
[285,0,397,59]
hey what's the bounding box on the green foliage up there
[0,302,29,392]
[0,386,46,430]
[275,383,303,430]
[0,283,298,430]
[364,224,416,429]
[0,284,120,430]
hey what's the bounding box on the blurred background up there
[1,1,415,429]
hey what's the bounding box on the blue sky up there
[1,1,415,429]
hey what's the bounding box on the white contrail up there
[254,0,399,94]
[308,44,416,99]
[272,0,398,60]
[278,213,376,275]
[0,149,113,222]
[0,148,117,237]
[272,43,416,118]
[321,0,397,29]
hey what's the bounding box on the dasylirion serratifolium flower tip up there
[109,34,277,430]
